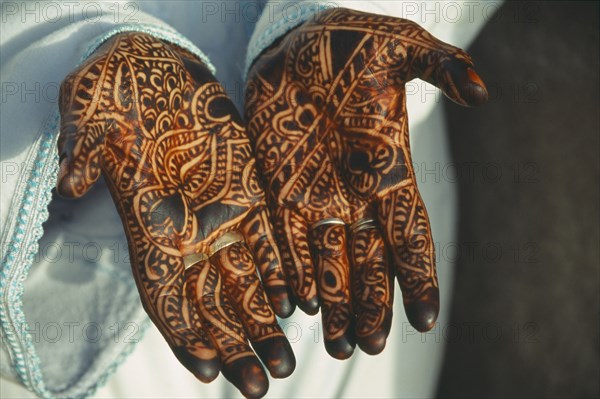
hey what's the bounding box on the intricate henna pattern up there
[245,8,487,357]
[310,223,353,357]
[349,225,393,355]
[57,32,293,398]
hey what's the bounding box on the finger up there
[57,67,106,198]
[173,286,222,382]
[348,221,393,355]
[241,205,294,317]
[104,170,222,382]
[377,184,439,332]
[273,207,319,314]
[186,259,269,399]
[132,243,221,382]
[213,241,295,378]
[309,222,355,359]
[407,25,488,106]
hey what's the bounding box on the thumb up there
[409,28,488,106]
[56,70,105,198]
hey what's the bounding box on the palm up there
[58,32,292,398]
[245,8,487,358]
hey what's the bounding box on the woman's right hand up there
[57,32,294,399]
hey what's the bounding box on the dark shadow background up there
[437,2,599,398]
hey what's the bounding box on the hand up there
[58,32,293,398]
[245,8,487,359]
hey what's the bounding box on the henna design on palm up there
[245,8,487,359]
[57,32,294,398]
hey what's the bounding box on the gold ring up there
[349,218,378,233]
[208,231,245,256]
[310,217,345,230]
[183,231,245,270]
[183,252,209,270]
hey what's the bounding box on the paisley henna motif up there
[57,32,293,398]
[245,8,487,357]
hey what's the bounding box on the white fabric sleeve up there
[0,3,214,398]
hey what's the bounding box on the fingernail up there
[325,333,356,360]
[405,300,439,332]
[462,67,488,106]
[267,285,295,318]
[358,329,387,355]
[297,295,319,315]
[357,309,392,356]
[222,356,269,399]
[172,347,220,383]
[58,158,68,180]
[252,336,296,378]
[56,158,71,195]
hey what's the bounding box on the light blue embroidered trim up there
[244,2,337,79]
[0,110,61,398]
[80,23,216,75]
[0,23,214,399]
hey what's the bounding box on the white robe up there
[0,1,499,397]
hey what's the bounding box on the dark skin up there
[245,8,488,359]
[57,32,294,399]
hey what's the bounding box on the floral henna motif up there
[57,32,293,398]
[245,8,487,357]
